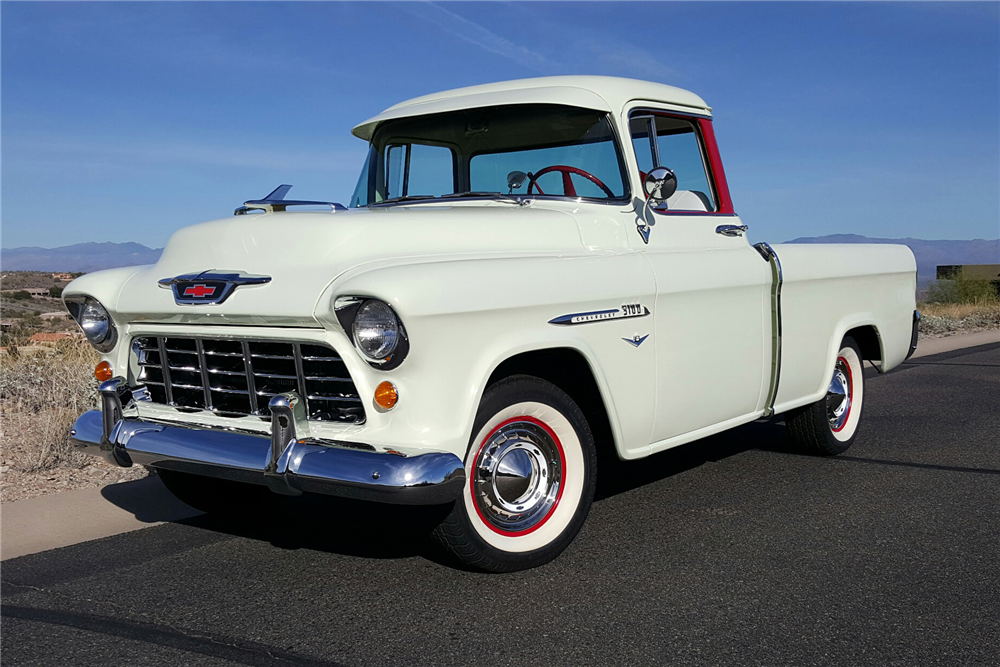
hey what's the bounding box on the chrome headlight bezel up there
[334,296,409,370]
[64,295,118,353]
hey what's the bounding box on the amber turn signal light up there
[374,381,398,410]
[94,361,114,382]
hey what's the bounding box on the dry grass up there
[0,340,100,472]
[918,301,1000,337]
[1,339,149,502]
[0,340,151,502]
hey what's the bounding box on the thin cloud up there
[588,43,683,82]
[399,2,559,72]
[7,136,365,174]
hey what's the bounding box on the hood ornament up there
[234,184,347,215]
[158,271,271,305]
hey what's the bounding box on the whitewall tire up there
[433,375,597,572]
[786,337,865,455]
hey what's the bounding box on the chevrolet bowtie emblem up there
[159,270,271,305]
[183,284,217,298]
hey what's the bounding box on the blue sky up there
[2,1,998,249]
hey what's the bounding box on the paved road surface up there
[3,343,998,666]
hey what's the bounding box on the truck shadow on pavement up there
[595,418,794,500]
[97,417,798,568]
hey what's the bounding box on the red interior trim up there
[697,118,734,215]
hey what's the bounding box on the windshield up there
[350,104,628,207]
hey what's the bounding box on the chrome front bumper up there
[70,379,465,505]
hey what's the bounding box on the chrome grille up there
[131,337,365,424]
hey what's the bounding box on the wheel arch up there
[844,323,883,365]
[818,318,882,399]
[484,346,621,462]
[777,315,884,415]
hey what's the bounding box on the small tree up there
[49,286,64,298]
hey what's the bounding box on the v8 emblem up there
[623,334,649,348]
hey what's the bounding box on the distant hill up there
[787,234,999,286]
[0,242,162,272]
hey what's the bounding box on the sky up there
[1,1,998,250]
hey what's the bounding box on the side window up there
[629,113,717,212]
[407,144,455,196]
[385,144,407,199]
[383,143,455,199]
[630,116,656,175]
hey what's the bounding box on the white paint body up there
[64,76,917,463]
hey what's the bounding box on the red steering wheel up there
[527,165,615,198]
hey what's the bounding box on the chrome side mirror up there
[507,171,527,194]
[637,167,678,244]
[643,167,677,204]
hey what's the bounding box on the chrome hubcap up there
[473,420,562,534]
[826,359,852,431]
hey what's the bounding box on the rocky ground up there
[917,302,1000,337]
[1,463,148,503]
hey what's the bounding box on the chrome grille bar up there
[132,336,364,424]
[195,339,212,410]
[292,343,309,418]
[242,341,259,415]
[157,337,174,405]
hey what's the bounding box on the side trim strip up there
[754,242,783,417]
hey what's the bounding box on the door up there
[628,111,769,446]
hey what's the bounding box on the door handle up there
[716,224,748,237]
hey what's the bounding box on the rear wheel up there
[786,337,865,455]
[158,469,274,516]
[433,375,597,572]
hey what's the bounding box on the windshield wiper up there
[439,191,525,204]
[371,195,437,206]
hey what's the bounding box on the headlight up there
[354,300,399,360]
[65,296,118,352]
[80,301,111,342]
[335,296,409,369]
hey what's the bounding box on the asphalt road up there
[3,343,999,666]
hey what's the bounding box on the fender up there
[62,265,148,370]
[317,251,657,460]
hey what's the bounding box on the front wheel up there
[786,336,865,455]
[432,375,597,572]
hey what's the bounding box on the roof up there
[352,76,710,140]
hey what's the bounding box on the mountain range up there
[1,236,997,285]
[1,242,163,272]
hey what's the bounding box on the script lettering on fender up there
[548,304,650,326]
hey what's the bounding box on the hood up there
[115,204,582,326]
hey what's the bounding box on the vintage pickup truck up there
[67,76,919,572]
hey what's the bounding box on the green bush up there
[6,290,33,301]
[49,286,63,298]
[926,270,1000,305]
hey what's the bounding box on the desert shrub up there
[16,313,43,327]
[926,269,1000,305]
[49,286,63,298]
[0,340,100,471]
[6,291,33,301]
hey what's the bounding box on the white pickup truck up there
[66,76,919,572]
